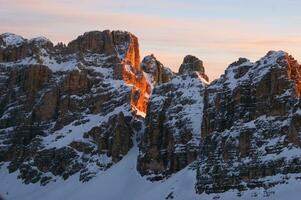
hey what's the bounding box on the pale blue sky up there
[1,0,301,80]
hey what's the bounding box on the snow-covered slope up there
[1,142,301,200]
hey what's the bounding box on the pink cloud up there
[1,0,301,80]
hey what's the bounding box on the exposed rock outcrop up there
[178,55,209,82]
[0,30,147,185]
[85,112,133,162]
[0,33,53,62]
[68,31,116,55]
[141,54,174,85]
[196,51,301,194]
[137,55,207,179]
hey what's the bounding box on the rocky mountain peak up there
[141,54,174,85]
[229,57,250,67]
[179,55,204,74]
[67,30,140,68]
[204,50,301,136]
[0,32,25,48]
[197,50,301,195]
[141,54,159,73]
[113,30,140,70]
[0,30,149,116]
[138,55,207,179]
[178,55,209,82]
[29,36,52,47]
[0,29,151,186]
[67,30,115,54]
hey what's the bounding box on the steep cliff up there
[0,30,148,184]
[196,51,301,194]
[138,55,208,179]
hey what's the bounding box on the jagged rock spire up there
[178,55,209,82]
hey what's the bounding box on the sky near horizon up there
[1,0,301,80]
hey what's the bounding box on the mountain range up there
[0,30,301,200]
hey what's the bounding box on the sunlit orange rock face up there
[65,30,151,116]
[121,34,151,116]
[126,71,152,115]
[285,54,301,96]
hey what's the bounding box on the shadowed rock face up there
[141,54,174,85]
[178,55,209,82]
[0,33,53,62]
[68,30,116,55]
[0,30,147,184]
[196,51,301,194]
[202,51,301,137]
[137,55,208,180]
[137,50,301,194]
